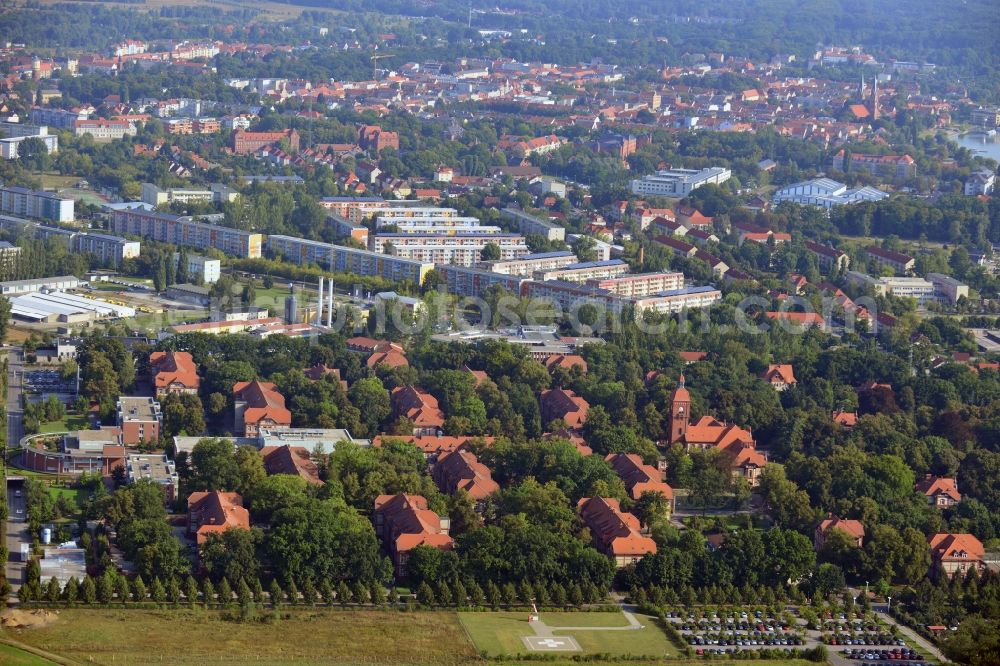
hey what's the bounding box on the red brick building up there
[116,397,162,445]
[187,491,250,546]
[578,497,656,568]
[432,449,499,501]
[232,128,300,155]
[373,494,453,578]
[233,381,291,437]
[261,445,322,485]
[358,125,399,153]
[150,351,200,396]
[391,386,445,436]
[540,388,589,429]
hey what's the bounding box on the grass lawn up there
[14,608,479,666]
[458,611,679,659]
[5,467,87,506]
[131,309,208,332]
[39,414,89,434]
[0,643,57,666]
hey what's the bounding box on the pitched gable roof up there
[606,453,673,501]
[261,445,322,485]
[150,351,199,391]
[929,533,984,562]
[578,496,657,557]
[916,476,961,502]
[233,380,291,427]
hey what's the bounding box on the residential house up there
[577,497,657,568]
[391,385,445,436]
[760,364,797,391]
[540,388,589,429]
[928,533,985,577]
[916,475,962,508]
[149,351,199,396]
[373,494,453,578]
[606,453,674,512]
[815,514,865,550]
[832,410,858,428]
[544,354,588,374]
[233,381,291,437]
[432,449,499,503]
[187,491,250,547]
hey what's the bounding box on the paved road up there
[5,346,27,604]
[874,608,947,662]
[7,346,25,445]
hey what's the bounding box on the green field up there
[0,643,58,665]
[10,608,479,666]
[458,611,679,659]
[39,414,89,434]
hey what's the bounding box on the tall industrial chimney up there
[317,276,325,326]
[327,278,335,327]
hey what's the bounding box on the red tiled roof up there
[544,354,588,373]
[761,364,797,385]
[916,476,961,502]
[578,497,657,557]
[540,388,589,428]
[606,453,673,501]
[233,380,291,429]
[391,386,445,429]
[150,351,199,391]
[261,446,322,485]
[929,533,984,562]
[818,515,865,540]
[433,449,499,500]
[187,491,250,546]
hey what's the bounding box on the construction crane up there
[371,53,394,81]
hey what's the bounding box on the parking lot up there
[667,609,807,651]
[23,369,77,394]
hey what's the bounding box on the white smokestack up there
[317,276,324,326]
[327,278,334,327]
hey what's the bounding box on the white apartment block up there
[587,271,685,298]
[174,253,222,284]
[500,207,566,242]
[485,251,578,276]
[846,271,968,305]
[964,169,996,196]
[73,119,137,140]
[72,232,140,266]
[436,264,526,298]
[633,285,722,314]
[630,167,731,197]
[534,259,631,283]
[0,186,74,222]
[0,122,59,160]
[371,233,529,266]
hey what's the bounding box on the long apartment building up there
[370,233,529,267]
[535,259,630,283]
[72,232,140,266]
[436,264,527,298]
[319,196,386,221]
[500,207,566,242]
[587,271,685,298]
[485,251,578,276]
[267,235,433,285]
[832,151,916,179]
[633,285,722,314]
[110,208,262,258]
[376,215,500,234]
[0,186,74,222]
[524,279,720,318]
[0,122,59,160]
[846,271,969,305]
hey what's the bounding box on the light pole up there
[865,581,869,599]
[887,596,892,613]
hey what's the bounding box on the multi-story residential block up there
[29,107,89,129]
[832,151,917,179]
[632,285,722,314]
[73,119,136,140]
[435,264,526,299]
[72,232,139,267]
[141,182,238,207]
[173,253,221,284]
[116,397,162,445]
[804,240,850,271]
[534,259,630,283]
[964,168,996,196]
[586,271,685,298]
[0,186,74,222]
[772,178,887,209]
[371,233,529,266]
[0,241,22,273]
[970,108,1000,127]
[329,215,369,245]
[110,208,262,258]
[630,167,731,197]
[266,235,433,285]
[485,251,578,276]
[0,122,58,160]
[500,207,566,242]
[866,246,915,274]
[319,196,387,221]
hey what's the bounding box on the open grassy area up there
[0,643,57,666]
[13,608,479,666]
[458,611,679,659]
[38,414,89,434]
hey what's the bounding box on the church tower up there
[870,77,880,121]
[859,71,866,100]
[668,374,691,444]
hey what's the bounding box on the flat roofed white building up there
[630,167,731,197]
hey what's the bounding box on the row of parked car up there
[694,647,802,656]
[687,633,805,647]
[677,620,794,632]
[826,634,907,646]
[842,648,923,661]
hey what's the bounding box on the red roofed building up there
[676,205,714,229]
[668,375,766,486]
[150,351,200,396]
[678,351,708,364]
[303,363,348,392]
[432,449,499,502]
[765,311,827,331]
[374,494,453,578]
[929,533,985,577]
[541,388,590,429]
[916,475,962,508]
[232,128,300,155]
[544,354,588,374]
[606,453,674,511]
[462,365,489,387]
[832,410,858,428]
[577,497,657,567]
[815,514,865,550]
[367,348,409,369]
[760,364,797,391]
[358,125,399,153]
[187,491,250,547]
[261,445,322,485]
[372,435,494,461]
[391,386,445,436]
[233,381,291,437]
[544,428,593,456]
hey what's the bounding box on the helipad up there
[522,635,581,651]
